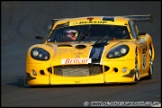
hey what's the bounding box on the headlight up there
[31,48,50,60]
[107,45,129,58]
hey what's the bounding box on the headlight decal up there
[31,48,50,60]
[89,45,105,64]
[107,45,129,58]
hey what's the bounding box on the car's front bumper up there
[26,59,135,86]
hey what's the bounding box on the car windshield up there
[47,24,130,42]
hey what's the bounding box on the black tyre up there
[134,54,139,83]
[145,48,153,79]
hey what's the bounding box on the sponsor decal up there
[73,22,78,25]
[79,21,107,24]
[102,16,115,21]
[74,81,81,83]
[62,58,91,64]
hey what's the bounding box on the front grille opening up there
[40,70,45,75]
[104,66,110,72]
[54,65,102,77]
[114,68,118,72]
[54,67,63,76]
[89,65,102,75]
[47,67,52,74]
[75,45,87,49]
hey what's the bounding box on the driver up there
[64,29,78,41]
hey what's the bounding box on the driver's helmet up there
[64,29,78,40]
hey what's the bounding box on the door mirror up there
[137,32,146,35]
[48,25,52,30]
[35,36,44,40]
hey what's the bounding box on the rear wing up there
[48,18,70,30]
[120,14,153,23]
[52,18,70,25]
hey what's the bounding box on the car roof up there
[56,16,128,20]
[52,15,152,30]
[56,16,129,23]
[52,16,130,30]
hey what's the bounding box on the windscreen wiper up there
[78,25,92,41]
[93,34,112,46]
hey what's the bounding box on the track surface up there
[1,1,161,107]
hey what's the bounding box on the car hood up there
[43,41,123,64]
[28,40,135,64]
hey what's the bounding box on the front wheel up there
[134,55,139,83]
[24,76,28,88]
[24,75,31,88]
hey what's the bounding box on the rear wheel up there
[145,48,153,79]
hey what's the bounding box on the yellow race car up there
[25,14,155,87]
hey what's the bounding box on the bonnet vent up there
[58,44,72,47]
[75,45,87,49]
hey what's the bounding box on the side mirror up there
[35,36,44,40]
[137,32,146,35]
[48,25,52,30]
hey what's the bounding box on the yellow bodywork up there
[25,16,155,86]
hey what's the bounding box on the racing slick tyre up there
[134,64,139,83]
[145,48,153,80]
[24,77,28,88]
[134,52,139,83]
[24,75,32,88]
